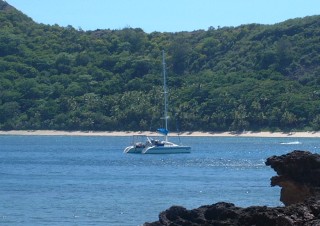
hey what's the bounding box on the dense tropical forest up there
[1,1,320,132]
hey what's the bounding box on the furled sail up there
[157,128,168,135]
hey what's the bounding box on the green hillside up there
[1,1,320,132]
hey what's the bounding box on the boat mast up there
[162,50,169,141]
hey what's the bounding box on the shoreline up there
[1,130,320,138]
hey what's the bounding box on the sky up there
[5,0,320,33]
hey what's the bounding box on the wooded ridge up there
[1,1,320,132]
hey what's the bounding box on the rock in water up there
[144,151,320,226]
[266,150,320,205]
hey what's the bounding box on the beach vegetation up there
[0,1,320,132]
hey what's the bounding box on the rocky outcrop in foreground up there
[266,150,320,206]
[144,151,320,226]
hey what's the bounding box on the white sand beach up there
[1,130,320,137]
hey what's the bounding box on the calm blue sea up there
[0,135,319,226]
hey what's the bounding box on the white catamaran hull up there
[142,145,191,154]
[124,140,191,154]
[123,146,144,154]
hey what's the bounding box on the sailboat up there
[123,51,191,154]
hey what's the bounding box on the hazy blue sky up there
[5,0,320,33]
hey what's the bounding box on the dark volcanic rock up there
[265,150,320,187]
[144,199,320,226]
[144,151,320,226]
[266,150,320,205]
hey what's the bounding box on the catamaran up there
[123,51,191,154]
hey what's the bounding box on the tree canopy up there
[1,1,320,132]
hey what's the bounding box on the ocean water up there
[0,135,319,226]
